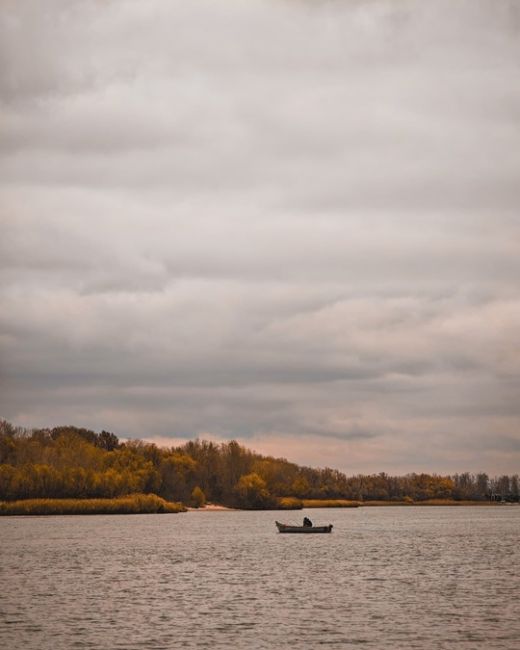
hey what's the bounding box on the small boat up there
[275,521,333,534]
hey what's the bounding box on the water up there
[1,507,519,649]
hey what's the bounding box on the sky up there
[1,0,519,475]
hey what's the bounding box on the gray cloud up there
[1,0,519,474]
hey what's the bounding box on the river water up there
[1,506,519,649]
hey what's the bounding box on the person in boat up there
[303,516,313,527]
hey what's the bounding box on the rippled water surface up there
[1,507,519,649]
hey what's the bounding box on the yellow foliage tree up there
[234,472,273,509]
[191,486,206,508]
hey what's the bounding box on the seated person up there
[303,516,313,527]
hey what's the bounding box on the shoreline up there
[186,503,235,511]
[1,497,516,516]
[358,499,516,506]
[0,494,186,516]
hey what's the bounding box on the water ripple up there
[1,507,519,649]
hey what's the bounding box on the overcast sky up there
[1,0,519,475]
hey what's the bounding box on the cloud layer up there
[1,0,519,474]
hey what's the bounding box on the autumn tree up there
[191,486,206,508]
[233,473,273,509]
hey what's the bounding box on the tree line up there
[0,421,518,507]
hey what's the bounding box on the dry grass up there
[361,499,498,506]
[0,493,186,515]
[277,497,303,509]
[301,499,361,508]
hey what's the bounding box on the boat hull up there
[275,521,333,533]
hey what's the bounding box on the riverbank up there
[360,499,511,506]
[0,494,186,515]
[1,496,512,515]
[272,497,507,509]
[302,499,361,508]
[186,498,506,510]
[186,503,234,511]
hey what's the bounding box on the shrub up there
[191,486,206,508]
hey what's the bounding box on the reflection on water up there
[1,507,519,649]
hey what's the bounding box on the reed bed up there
[361,499,498,506]
[301,499,361,508]
[276,497,303,509]
[0,493,186,515]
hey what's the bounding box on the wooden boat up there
[275,521,333,534]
